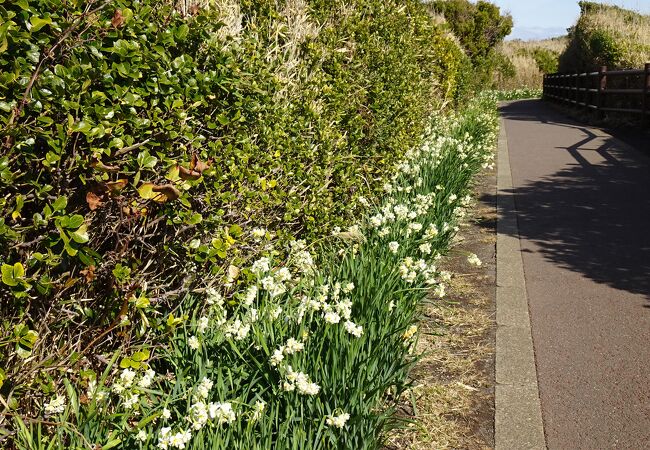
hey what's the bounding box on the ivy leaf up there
[176,24,189,40]
[131,295,150,309]
[106,179,128,193]
[132,349,150,361]
[2,263,25,287]
[137,182,157,200]
[70,224,89,244]
[71,120,92,134]
[166,165,181,182]
[16,326,38,355]
[229,224,243,237]
[211,238,227,258]
[30,16,52,32]
[52,196,67,212]
[136,150,158,169]
[62,215,84,229]
[188,213,203,225]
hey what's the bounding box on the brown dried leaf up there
[106,179,128,193]
[178,165,201,181]
[151,183,181,202]
[79,393,90,405]
[86,192,103,210]
[90,160,119,172]
[111,9,125,28]
[80,265,96,282]
[195,159,212,174]
[190,154,212,173]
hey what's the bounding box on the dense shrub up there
[558,1,650,72]
[532,48,560,74]
[0,0,467,430]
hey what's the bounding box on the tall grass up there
[494,37,567,90]
[12,96,498,450]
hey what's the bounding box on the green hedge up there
[0,0,467,422]
[13,91,499,450]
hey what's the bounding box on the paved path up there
[498,100,650,449]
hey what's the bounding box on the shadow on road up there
[493,100,650,303]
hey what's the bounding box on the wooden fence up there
[543,64,650,121]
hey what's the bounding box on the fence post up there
[641,63,650,123]
[596,66,607,120]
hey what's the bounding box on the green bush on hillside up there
[559,1,650,72]
[0,0,468,424]
[532,48,560,74]
[426,0,513,88]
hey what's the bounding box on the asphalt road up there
[499,100,650,449]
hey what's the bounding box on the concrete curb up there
[495,117,546,450]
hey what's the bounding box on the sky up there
[486,0,650,40]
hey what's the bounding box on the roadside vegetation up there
[494,88,543,101]
[0,0,506,448]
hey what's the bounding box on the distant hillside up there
[493,37,567,90]
[559,1,650,72]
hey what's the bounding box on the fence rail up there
[543,64,650,122]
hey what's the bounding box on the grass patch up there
[493,88,543,101]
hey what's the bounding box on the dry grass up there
[208,0,243,40]
[269,0,320,99]
[200,0,320,100]
[503,37,567,56]
[385,286,493,449]
[494,37,567,90]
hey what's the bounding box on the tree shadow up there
[492,101,650,303]
[500,99,650,156]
